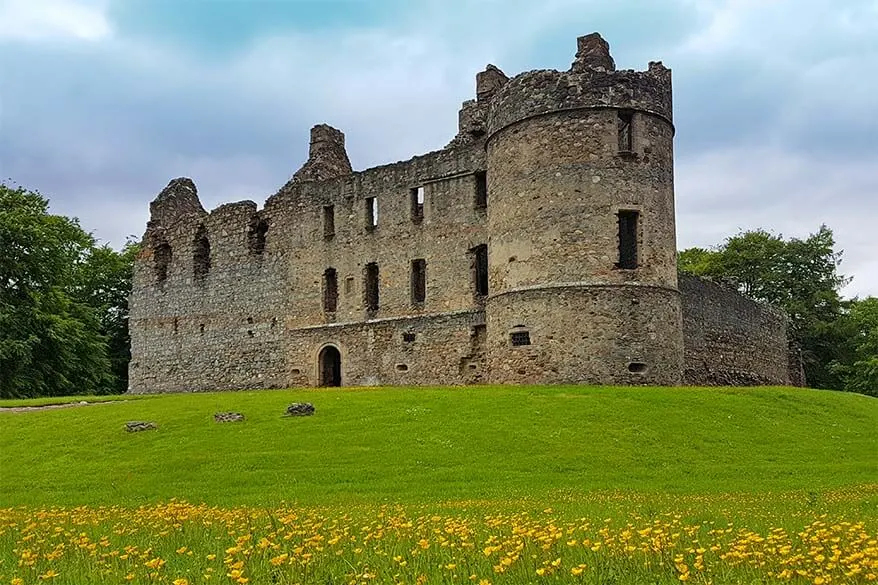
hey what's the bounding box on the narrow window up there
[248,218,269,255]
[616,210,639,269]
[411,258,426,305]
[510,330,531,346]
[410,187,424,223]
[344,276,355,295]
[365,197,378,230]
[323,268,338,312]
[475,171,487,209]
[323,205,335,239]
[364,262,379,312]
[154,242,171,284]
[473,244,488,297]
[193,224,211,281]
[618,110,633,152]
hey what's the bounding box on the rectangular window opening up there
[323,205,335,239]
[410,187,424,223]
[475,171,487,209]
[616,210,639,269]
[510,331,531,346]
[473,244,488,297]
[344,276,355,295]
[323,267,338,312]
[411,258,426,305]
[365,197,378,230]
[403,332,416,343]
[364,262,379,312]
[618,110,633,152]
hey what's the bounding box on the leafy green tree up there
[73,241,141,393]
[0,183,115,398]
[830,297,878,396]
[678,226,852,390]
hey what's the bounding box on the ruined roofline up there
[148,32,671,224]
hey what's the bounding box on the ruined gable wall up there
[129,183,288,393]
[680,274,798,386]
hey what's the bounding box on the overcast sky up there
[1,0,876,297]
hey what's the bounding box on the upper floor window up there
[193,224,211,282]
[475,171,487,209]
[323,268,338,312]
[154,242,171,285]
[411,258,426,305]
[365,197,378,230]
[472,244,488,297]
[618,110,633,153]
[410,187,424,223]
[248,218,269,255]
[323,205,335,239]
[364,262,379,313]
[616,210,639,269]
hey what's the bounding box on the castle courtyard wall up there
[680,275,798,386]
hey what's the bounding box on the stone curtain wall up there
[680,275,798,386]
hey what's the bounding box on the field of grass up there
[1,385,875,584]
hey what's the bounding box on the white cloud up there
[0,0,111,42]
[677,146,878,299]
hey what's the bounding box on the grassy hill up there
[1,385,874,508]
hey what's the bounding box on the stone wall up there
[128,32,798,393]
[129,135,490,393]
[482,32,682,385]
[680,275,800,386]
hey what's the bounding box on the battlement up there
[485,34,672,138]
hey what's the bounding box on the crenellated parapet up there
[485,34,672,139]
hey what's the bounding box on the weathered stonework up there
[128,33,801,393]
[680,275,802,386]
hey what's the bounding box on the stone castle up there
[128,33,803,393]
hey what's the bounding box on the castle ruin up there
[128,33,802,393]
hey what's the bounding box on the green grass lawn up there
[2,385,876,584]
[1,385,874,508]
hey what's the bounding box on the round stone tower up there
[483,33,683,385]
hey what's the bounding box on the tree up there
[73,241,141,393]
[0,183,122,398]
[678,226,852,390]
[830,297,878,396]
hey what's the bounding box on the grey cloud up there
[0,0,876,297]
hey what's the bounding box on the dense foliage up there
[0,183,137,398]
[679,226,876,395]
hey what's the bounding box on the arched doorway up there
[318,345,342,387]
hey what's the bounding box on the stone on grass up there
[125,421,157,432]
[214,412,245,423]
[285,403,315,417]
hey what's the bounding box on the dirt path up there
[0,400,128,413]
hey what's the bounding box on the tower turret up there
[483,33,683,385]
